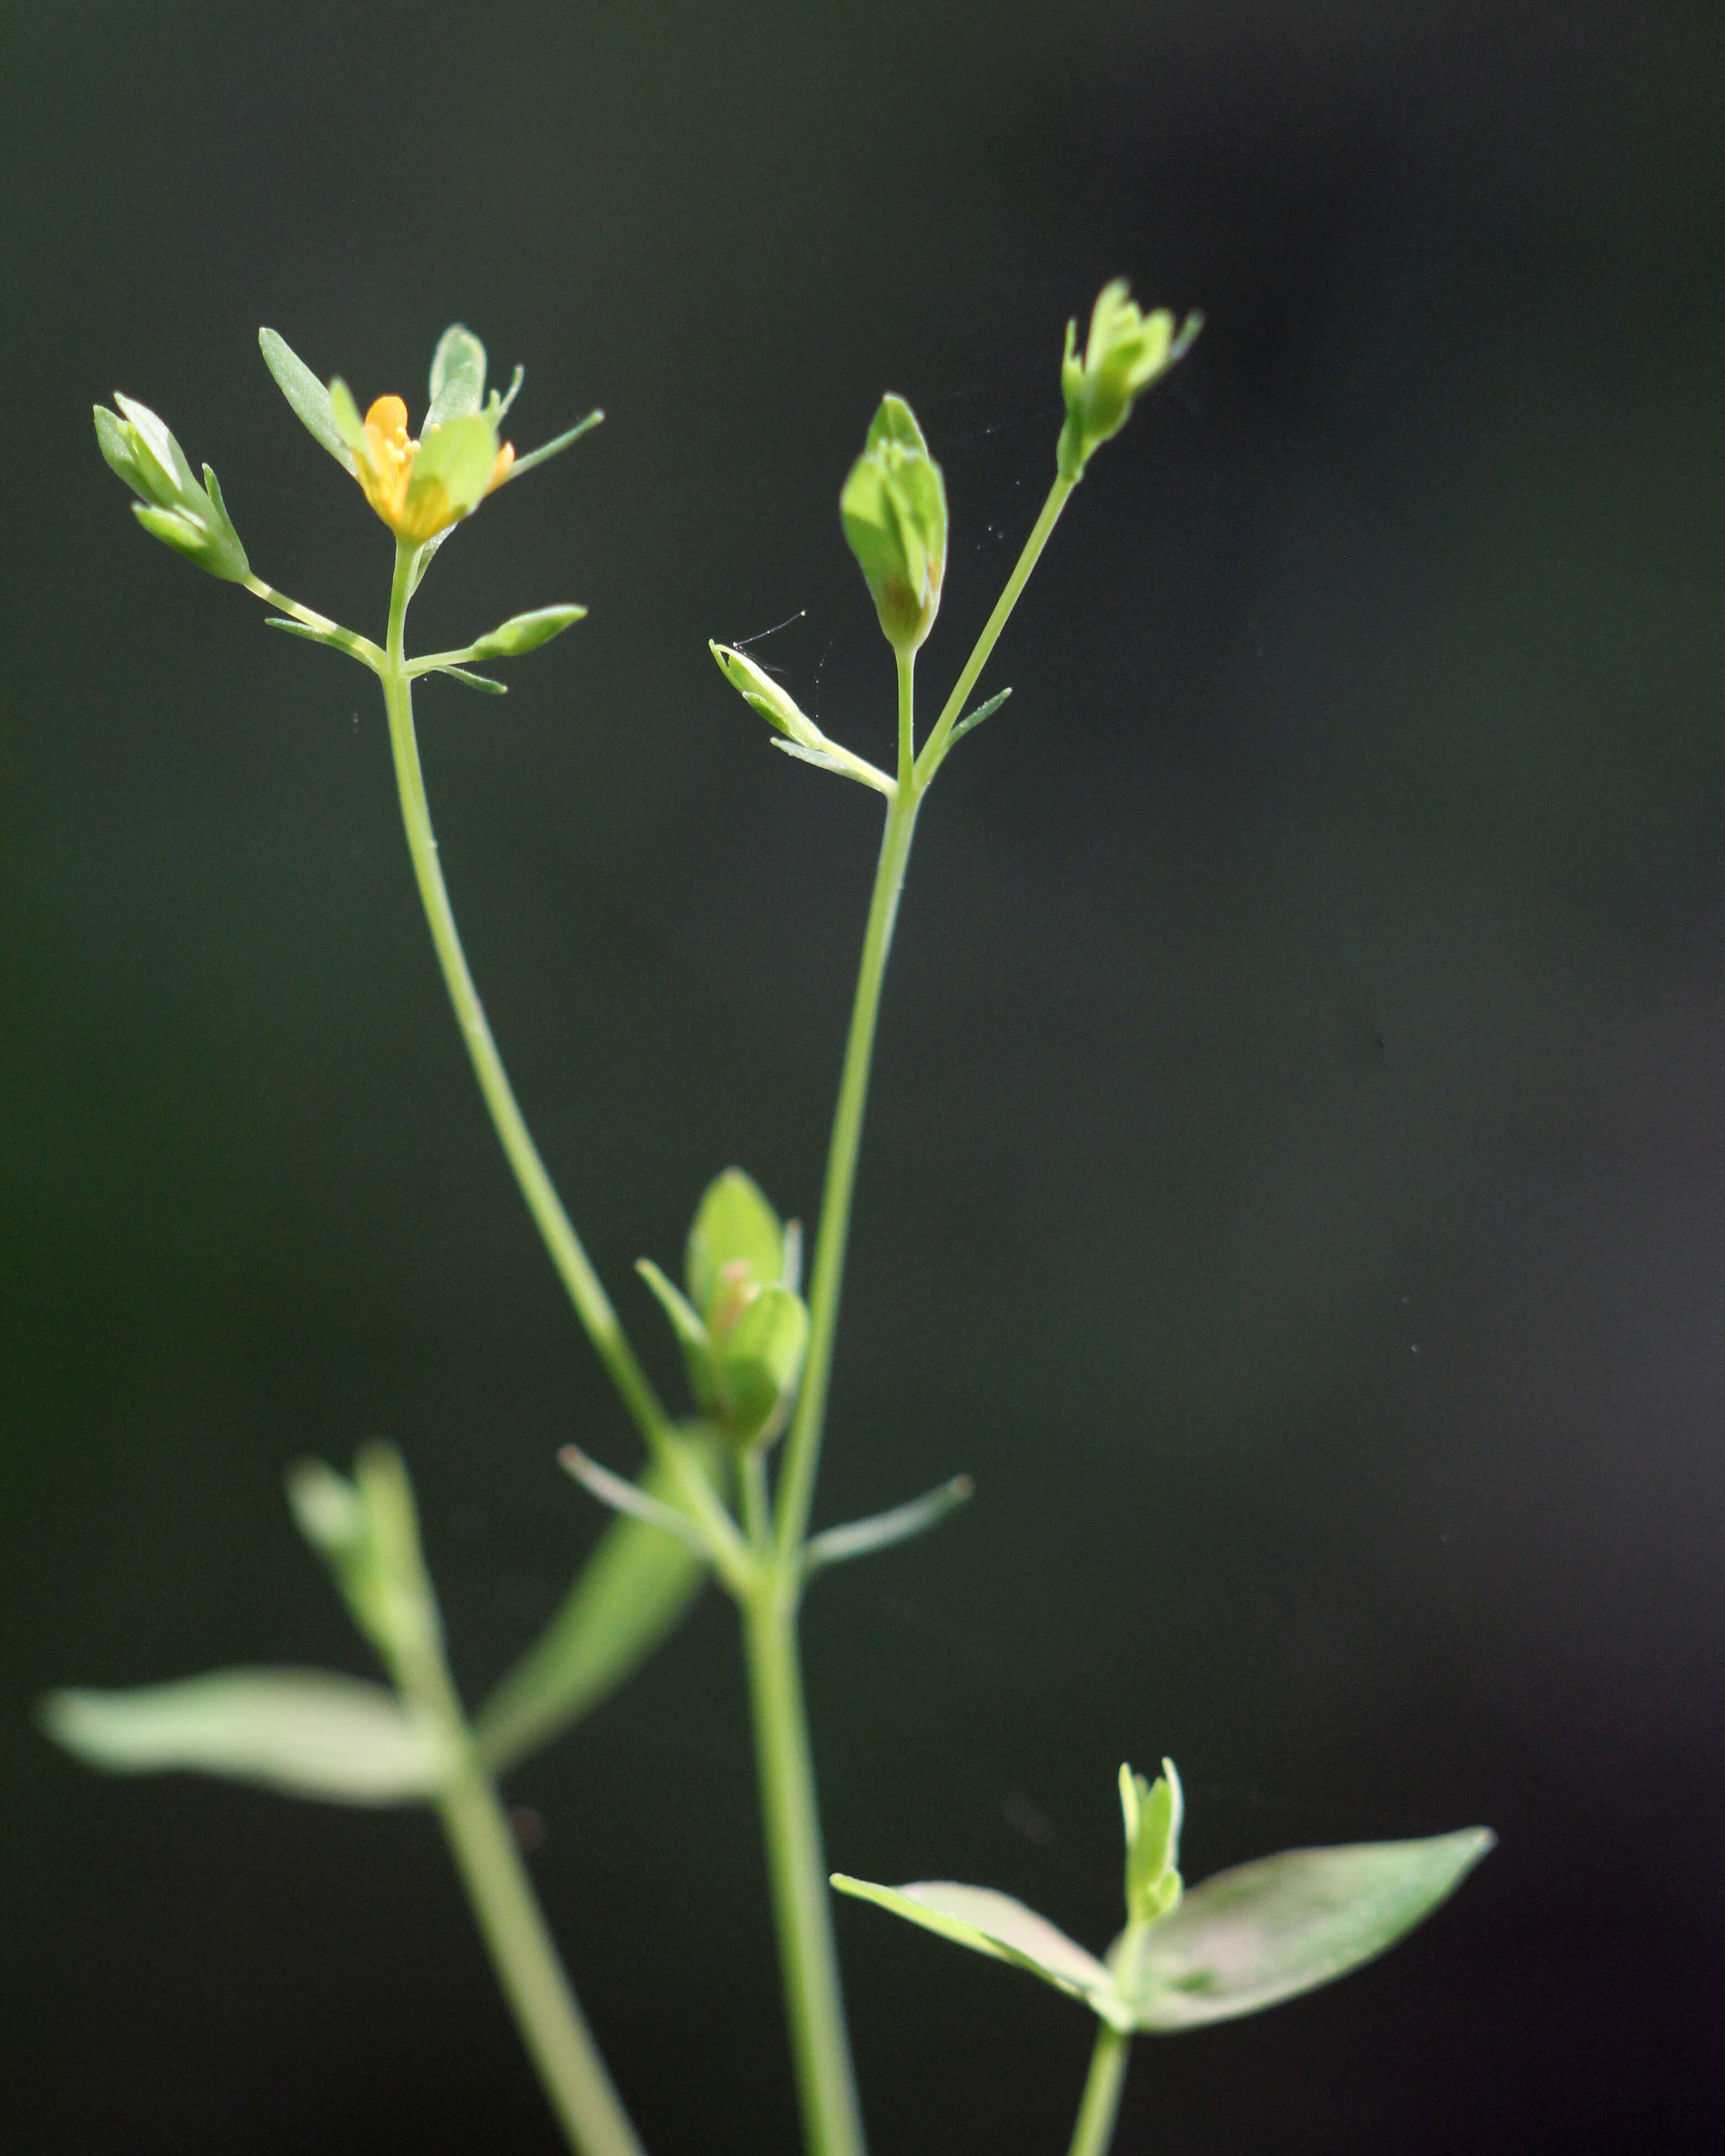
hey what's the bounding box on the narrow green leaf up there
[425,324,489,430]
[803,1475,973,1575]
[486,364,525,425]
[407,527,454,598]
[635,1259,709,1356]
[434,666,508,695]
[259,328,356,473]
[41,1669,453,1805]
[831,1876,1119,2016]
[474,1449,721,1775]
[266,617,352,652]
[1123,1829,1495,2031]
[558,1446,715,1558]
[948,686,1013,747]
[468,605,588,661]
[769,737,897,797]
[506,409,604,481]
[636,1257,716,1410]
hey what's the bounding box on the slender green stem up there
[375,1471,646,2156]
[774,774,922,1561]
[1066,2025,1132,2156]
[437,1763,648,2156]
[742,1572,866,2156]
[377,541,748,1584]
[242,574,384,668]
[914,473,1074,787]
[742,1446,774,1552]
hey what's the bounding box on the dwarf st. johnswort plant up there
[45,287,1492,2156]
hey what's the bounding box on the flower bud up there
[840,396,948,654]
[1120,1758,1184,1926]
[677,1169,809,1448]
[1057,283,1202,482]
[709,642,825,748]
[95,395,250,582]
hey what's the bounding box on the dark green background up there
[6,2,1724,2149]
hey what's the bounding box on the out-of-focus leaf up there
[474,1450,721,1775]
[1122,1829,1495,2031]
[40,1669,453,1805]
[831,1876,1122,2019]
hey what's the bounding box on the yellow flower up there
[330,379,514,545]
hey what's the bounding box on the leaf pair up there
[834,1758,1492,2034]
[42,1436,722,1801]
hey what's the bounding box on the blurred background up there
[5,2,1725,2149]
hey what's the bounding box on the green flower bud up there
[94,394,250,582]
[709,642,825,749]
[840,396,948,654]
[468,605,587,660]
[686,1168,787,1320]
[1120,1758,1184,1926]
[1056,283,1203,482]
[679,1169,808,1447]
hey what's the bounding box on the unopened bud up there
[840,396,948,654]
[1057,283,1202,482]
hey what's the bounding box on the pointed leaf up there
[486,364,525,427]
[433,665,507,695]
[265,618,364,659]
[769,738,897,797]
[469,605,588,661]
[474,1448,722,1775]
[803,1475,973,1575]
[41,1669,453,1804]
[636,1257,716,1411]
[948,686,1013,747]
[506,409,604,481]
[425,324,489,430]
[259,328,356,473]
[1123,1829,1495,2031]
[832,1876,1117,2013]
[558,1447,716,1557]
